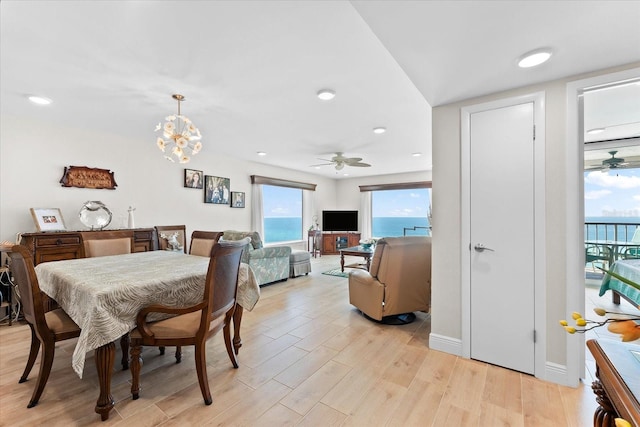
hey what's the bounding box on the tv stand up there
[322,232,361,255]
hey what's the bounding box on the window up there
[262,185,303,244]
[371,188,431,237]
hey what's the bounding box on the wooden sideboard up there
[586,339,640,427]
[20,228,156,266]
[321,232,361,255]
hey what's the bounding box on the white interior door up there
[469,102,536,374]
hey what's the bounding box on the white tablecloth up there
[36,251,259,377]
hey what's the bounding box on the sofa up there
[348,236,431,323]
[221,230,291,286]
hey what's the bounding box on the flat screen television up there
[322,210,358,232]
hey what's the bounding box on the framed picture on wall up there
[204,175,231,204]
[230,192,245,208]
[184,168,203,189]
[30,207,67,232]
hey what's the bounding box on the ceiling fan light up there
[317,89,335,100]
[517,49,552,68]
[28,95,52,105]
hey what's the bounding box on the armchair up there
[348,236,431,324]
[222,230,291,286]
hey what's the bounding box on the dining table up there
[600,258,640,306]
[35,250,259,421]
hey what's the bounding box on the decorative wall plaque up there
[59,166,117,189]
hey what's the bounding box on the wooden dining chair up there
[129,238,248,404]
[155,225,187,253]
[189,230,223,257]
[84,237,132,257]
[8,245,81,408]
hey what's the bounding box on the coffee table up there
[339,245,375,272]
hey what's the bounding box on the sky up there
[584,168,640,218]
[262,185,302,218]
[262,185,431,218]
[372,188,430,217]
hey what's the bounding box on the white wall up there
[431,62,640,378]
[0,116,338,243]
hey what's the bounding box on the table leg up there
[365,255,371,271]
[120,334,129,370]
[233,305,244,355]
[94,342,115,421]
[340,253,345,272]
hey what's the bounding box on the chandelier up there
[155,94,202,163]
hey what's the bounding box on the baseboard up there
[545,362,574,386]
[428,333,462,356]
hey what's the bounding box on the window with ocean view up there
[262,185,302,244]
[584,168,640,243]
[372,188,431,238]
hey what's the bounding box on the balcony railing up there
[403,226,431,236]
[584,221,639,280]
[585,221,639,242]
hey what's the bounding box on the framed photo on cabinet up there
[30,207,67,232]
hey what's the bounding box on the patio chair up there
[585,244,611,271]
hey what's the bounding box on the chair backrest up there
[155,225,187,253]
[84,237,132,257]
[222,230,263,249]
[8,246,47,329]
[189,231,223,257]
[369,236,431,315]
[200,238,249,331]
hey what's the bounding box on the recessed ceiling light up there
[317,89,335,101]
[28,95,52,105]
[257,151,267,156]
[373,127,386,134]
[586,128,606,135]
[412,152,422,157]
[517,48,552,68]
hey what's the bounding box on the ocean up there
[263,216,430,244]
[372,217,430,238]
[264,217,302,244]
[585,216,640,242]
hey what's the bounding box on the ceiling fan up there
[311,152,371,170]
[585,150,640,171]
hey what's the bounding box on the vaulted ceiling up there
[2,1,639,178]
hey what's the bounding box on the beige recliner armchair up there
[348,236,431,324]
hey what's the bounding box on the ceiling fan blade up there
[309,162,334,167]
[344,157,363,164]
[348,162,371,167]
[584,164,606,171]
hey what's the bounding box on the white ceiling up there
[2,1,640,179]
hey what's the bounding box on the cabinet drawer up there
[35,235,81,247]
[134,230,154,242]
[36,248,82,264]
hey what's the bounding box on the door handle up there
[474,244,495,252]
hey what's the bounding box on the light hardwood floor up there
[0,254,598,426]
